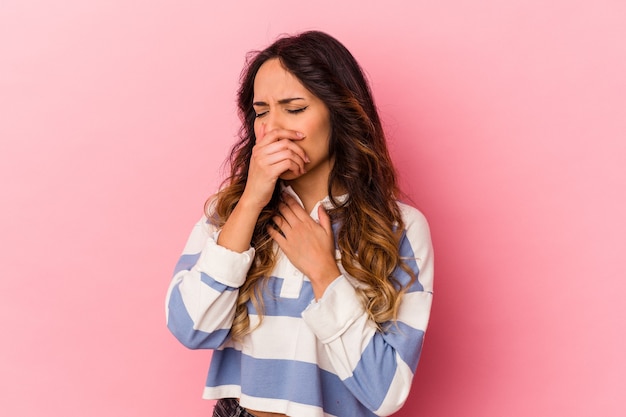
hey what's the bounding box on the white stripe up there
[323,314,377,380]
[246,315,340,373]
[397,290,433,331]
[399,203,434,292]
[197,236,254,288]
[181,217,213,254]
[202,384,241,400]
[374,354,413,416]
[178,271,238,332]
[239,394,334,417]
[273,252,306,298]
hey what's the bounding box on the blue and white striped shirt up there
[166,187,434,417]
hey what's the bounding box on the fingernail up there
[296,132,305,138]
[305,155,311,163]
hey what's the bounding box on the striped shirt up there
[165,187,434,417]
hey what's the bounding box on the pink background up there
[1,1,625,416]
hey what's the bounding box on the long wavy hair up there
[206,31,415,340]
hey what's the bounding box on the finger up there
[272,138,310,164]
[262,144,308,173]
[266,225,286,246]
[282,193,309,221]
[258,128,306,145]
[318,205,333,235]
[255,140,309,173]
[261,157,306,178]
[277,201,299,226]
[258,131,309,164]
[250,149,306,178]
[272,213,290,231]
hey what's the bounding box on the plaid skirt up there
[212,398,258,417]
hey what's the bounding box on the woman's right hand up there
[240,126,309,210]
[217,126,309,253]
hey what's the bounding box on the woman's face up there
[253,58,332,182]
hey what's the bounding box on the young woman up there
[166,31,434,417]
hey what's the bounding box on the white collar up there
[280,184,348,218]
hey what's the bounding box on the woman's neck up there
[285,181,347,214]
[284,159,348,213]
[285,178,327,214]
[283,161,331,213]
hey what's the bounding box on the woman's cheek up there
[253,120,264,141]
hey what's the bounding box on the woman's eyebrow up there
[252,97,306,106]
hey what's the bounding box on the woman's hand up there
[217,128,308,253]
[267,193,341,299]
[240,126,309,210]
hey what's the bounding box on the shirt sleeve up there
[165,216,255,349]
[301,204,434,416]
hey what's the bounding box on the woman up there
[166,31,434,417]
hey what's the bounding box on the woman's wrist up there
[239,187,273,213]
[217,196,263,252]
[309,263,342,300]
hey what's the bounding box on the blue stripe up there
[383,321,425,372]
[395,231,424,292]
[199,271,237,292]
[331,221,340,249]
[206,347,242,386]
[173,252,201,275]
[206,351,376,417]
[174,253,237,293]
[345,321,425,409]
[344,335,397,410]
[167,284,231,349]
[318,367,376,417]
[246,276,315,318]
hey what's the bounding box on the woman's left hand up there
[267,193,341,299]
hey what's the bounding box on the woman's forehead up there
[253,59,311,101]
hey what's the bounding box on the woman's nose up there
[262,111,282,132]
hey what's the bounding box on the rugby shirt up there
[165,186,434,417]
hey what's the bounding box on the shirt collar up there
[280,183,348,217]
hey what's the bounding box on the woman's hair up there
[207,31,415,340]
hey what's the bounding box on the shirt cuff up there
[301,275,365,343]
[196,235,255,288]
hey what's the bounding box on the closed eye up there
[255,111,269,118]
[287,106,308,114]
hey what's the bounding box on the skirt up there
[212,398,258,417]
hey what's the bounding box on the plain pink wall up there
[1,1,625,416]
